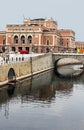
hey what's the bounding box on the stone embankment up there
[0,53,53,86]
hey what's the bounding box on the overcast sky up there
[0,0,84,41]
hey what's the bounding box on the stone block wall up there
[0,53,53,85]
[32,53,53,75]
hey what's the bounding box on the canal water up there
[0,70,84,130]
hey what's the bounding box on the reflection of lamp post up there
[30,56,33,76]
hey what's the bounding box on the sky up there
[0,0,84,41]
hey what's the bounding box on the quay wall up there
[0,53,53,85]
[0,61,31,81]
[32,53,53,75]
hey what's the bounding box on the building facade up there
[75,42,84,53]
[0,18,75,53]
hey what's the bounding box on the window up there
[3,39,6,44]
[21,35,25,44]
[14,35,18,43]
[67,42,68,48]
[46,39,50,45]
[28,36,32,44]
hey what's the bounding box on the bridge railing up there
[0,57,29,65]
[0,53,42,65]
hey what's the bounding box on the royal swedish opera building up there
[0,18,77,53]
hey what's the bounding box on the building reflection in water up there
[0,70,74,105]
[17,70,73,103]
[0,70,81,118]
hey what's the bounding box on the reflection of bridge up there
[0,52,84,86]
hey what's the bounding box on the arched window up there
[21,35,25,44]
[46,39,50,45]
[14,35,18,44]
[28,36,32,44]
[3,39,6,45]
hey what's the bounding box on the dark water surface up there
[0,70,84,130]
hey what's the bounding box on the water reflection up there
[0,70,84,130]
[7,84,15,97]
[0,71,83,104]
[57,64,84,77]
[18,71,54,103]
[0,70,74,107]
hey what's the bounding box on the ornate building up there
[0,18,75,53]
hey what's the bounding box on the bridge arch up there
[8,68,16,82]
[54,58,61,76]
[53,55,84,77]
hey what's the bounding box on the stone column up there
[53,35,55,46]
[39,34,42,46]
[37,34,42,53]
[25,35,28,44]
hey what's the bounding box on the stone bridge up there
[52,53,84,64]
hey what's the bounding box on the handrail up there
[0,53,43,65]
